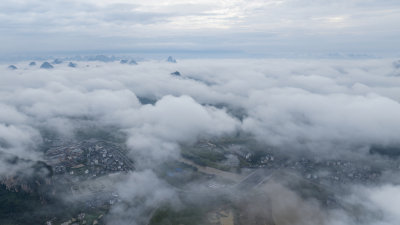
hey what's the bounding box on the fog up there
[1,58,400,224]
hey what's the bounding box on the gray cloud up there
[0,0,399,55]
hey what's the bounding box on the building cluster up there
[238,151,386,185]
[187,139,393,186]
[46,144,86,175]
[86,143,134,176]
[45,140,134,179]
[42,140,134,225]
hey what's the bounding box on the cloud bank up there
[2,59,400,162]
[2,58,400,224]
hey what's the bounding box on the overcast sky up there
[1,0,400,57]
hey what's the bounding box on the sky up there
[1,0,400,57]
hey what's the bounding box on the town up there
[45,139,134,180]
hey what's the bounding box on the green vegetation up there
[0,185,42,224]
[181,146,231,171]
[149,195,233,225]
[0,183,110,225]
[154,161,208,187]
[0,184,62,224]
[149,205,208,225]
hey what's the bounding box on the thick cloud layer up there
[0,60,243,173]
[1,58,400,224]
[2,59,400,162]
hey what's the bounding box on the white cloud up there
[2,58,400,224]
[2,58,400,163]
[106,170,179,225]
[121,95,239,166]
[366,185,400,223]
